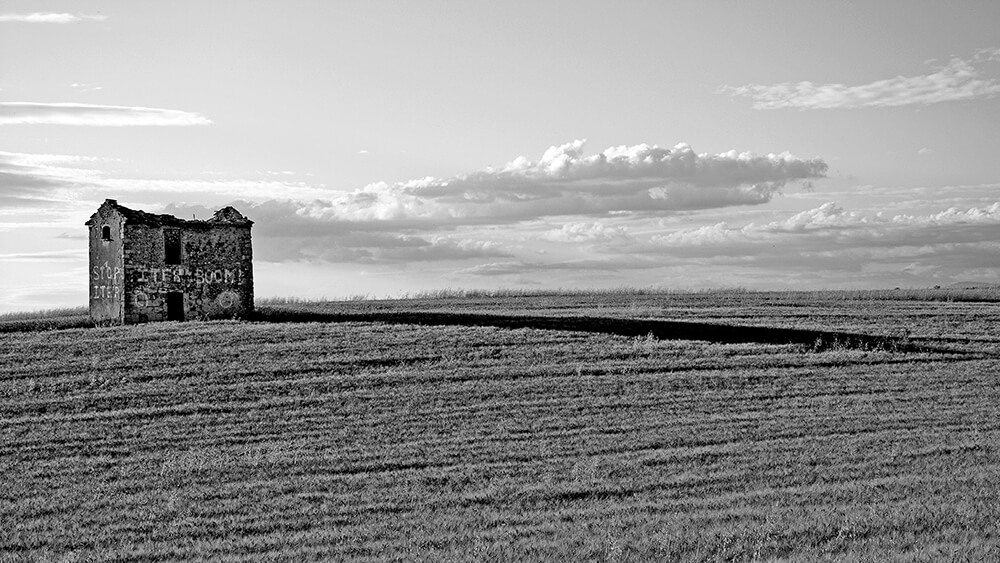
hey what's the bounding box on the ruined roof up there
[85,199,253,227]
[209,206,251,224]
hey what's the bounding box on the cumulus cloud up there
[0,13,107,23]
[6,134,995,288]
[651,222,756,248]
[765,201,1000,236]
[149,140,824,264]
[0,103,211,126]
[639,201,1000,277]
[148,140,822,264]
[1,140,826,268]
[649,201,1000,244]
[723,54,1000,109]
[299,140,826,224]
[448,200,991,287]
[2,139,824,226]
[542,221,631,243]
[294,196,997,279]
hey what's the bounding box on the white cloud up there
[0,139,826,228]
[475,200,996,288]
[767,201,1000,234]
[142,140,825,265]
[172,140,823,264]
[0,13,107,23]
[646,201,1000,246]
[638,201,1000,273]
[14,140,995,289]
[542,221,630,243]
[299,140,827,224]
[651,222,755,247]
[763,201,868,232]
[0,103,211,126]
[5,137,997,290]
[723,53,1000,109]
[0,140,828,268]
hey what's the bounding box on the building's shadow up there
[254,308,917,352]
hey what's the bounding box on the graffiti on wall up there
[135,266,243,286]
[91,260,123,301]
[131,289,241,309]
[131,267,246,310]
[217,291,239,309]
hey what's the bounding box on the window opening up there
[164,229,181,264]
[101,225,112,241]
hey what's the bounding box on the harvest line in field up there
[255,309,909,351]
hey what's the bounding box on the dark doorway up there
[166,292,184,321]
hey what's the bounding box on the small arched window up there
[101,225,112,241]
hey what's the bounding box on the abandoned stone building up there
[86,199,254,324]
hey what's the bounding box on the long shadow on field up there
[254,308,915,352]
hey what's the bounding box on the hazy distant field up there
[2,291,999,561]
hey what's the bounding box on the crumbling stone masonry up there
[86,199,254,324]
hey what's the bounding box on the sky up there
[2,1,999,312]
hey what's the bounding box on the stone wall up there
[88,207,126,324]
[124,224,254,323]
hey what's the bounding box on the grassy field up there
[2,290,999,561]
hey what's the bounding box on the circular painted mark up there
[217,291,238,309]
[134,291,149,308]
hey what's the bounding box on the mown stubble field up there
[2,291,999,562]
